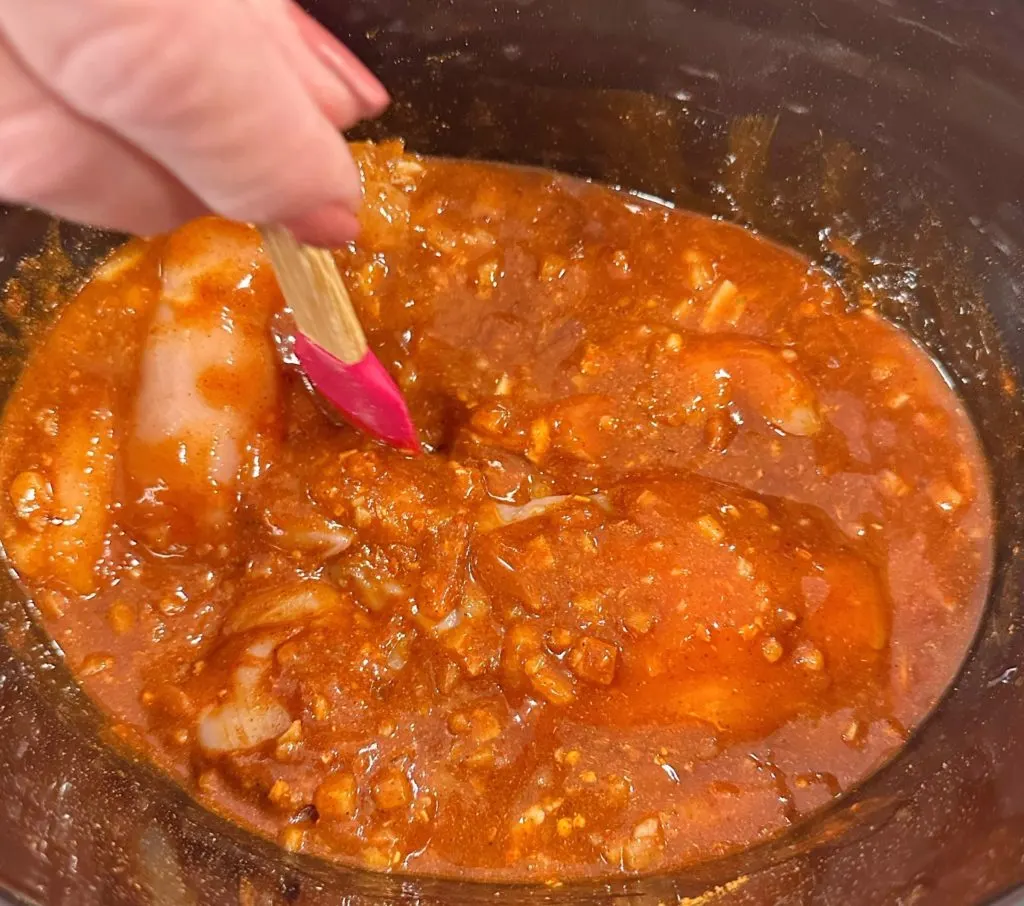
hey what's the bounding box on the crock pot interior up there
[0,1,1022,904]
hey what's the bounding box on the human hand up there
[0,0,388,246]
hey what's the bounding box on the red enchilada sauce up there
[0,142,992,880]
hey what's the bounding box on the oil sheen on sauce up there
[0,142,993,881]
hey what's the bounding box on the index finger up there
[0,0,363,234]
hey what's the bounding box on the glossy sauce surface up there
[0,143,992,880]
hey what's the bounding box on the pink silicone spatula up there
[260,225,420,453]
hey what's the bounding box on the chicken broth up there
[0,142,992,880]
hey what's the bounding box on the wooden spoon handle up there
[260,225,368,364]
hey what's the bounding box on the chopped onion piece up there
[264,513,354,557]
[387,640,410,671]
[433,608,463,634]
[346,569,406,614]
[225,581,344,635]
[494,495,571,525]
[293,529,354,558]
[773,403,822,437]
[493,492,612,527]
[197,699,291,753]
[245,638,279,660]
[197,637,292,753]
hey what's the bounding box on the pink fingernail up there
[283,202,361,249]
[288,6,390,116]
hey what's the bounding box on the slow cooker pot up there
[1,0,1022,903]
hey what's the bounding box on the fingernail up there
[283,201,361,249]
[289,6,390,115]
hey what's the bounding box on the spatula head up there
[294,333,421,454]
